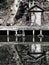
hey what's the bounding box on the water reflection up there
[25,35,33,42]
[0,30,49,42]
[9,35,16,42]
[42,35,49,42]
[0,31,7,42]
[0,35,49,42]
[35,35,40,42]
[0,35,7,42]
[42,30,49,42]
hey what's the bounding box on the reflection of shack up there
[16,44,48,65]
[27,44,48,65]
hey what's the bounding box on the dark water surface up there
[0,35,49,42]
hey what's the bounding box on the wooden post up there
[22,30,25,37]
[7,30,9,42]
[15,30,18,42]
[22,30,25,42]
[40,30,42,42]
[33,30,35,42]
[40,29,42,35]
[23,37,25,42]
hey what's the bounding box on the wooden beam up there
[0,42,49,46]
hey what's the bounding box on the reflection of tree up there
[0,45,15,65]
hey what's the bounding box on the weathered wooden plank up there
[0,26,48,30]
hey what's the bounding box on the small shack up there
[28,5,44,26]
